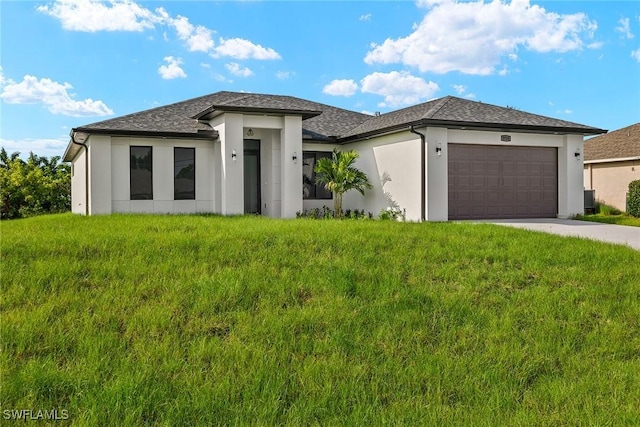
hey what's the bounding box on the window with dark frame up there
[174,147,195,200]
[302,151,332,200]
[130,146,153,200]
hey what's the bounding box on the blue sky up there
[1,0,639,159]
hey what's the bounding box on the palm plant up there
[314,148,372,218]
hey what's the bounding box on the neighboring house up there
[63,91,605,221]
[583,123,640,212]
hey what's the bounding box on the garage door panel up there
[449,144,557,220]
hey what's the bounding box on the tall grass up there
[2,214,639,425]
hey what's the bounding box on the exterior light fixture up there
[292,152,298,163]
[232,149,237,161]
[246,128,254,137]
[574,149,581,159]
[436,143,442,156]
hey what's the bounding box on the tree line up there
[1,148,71,219]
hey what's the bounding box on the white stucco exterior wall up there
[87,135,112,215]
[345,132,422,220]
[109,137,216,214]
[70,147,87,215]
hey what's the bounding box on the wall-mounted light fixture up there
[435,143,442,156]
[246,128,254,137]
[232,149,237,161]
[574,149,581,160]
[292,152,298,163]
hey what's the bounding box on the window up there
[302,151,332,200]
[130,146,153,200]
[174,147,195,200]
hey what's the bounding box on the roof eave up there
[72,127,219,140]
[584,156,640,164]
[338,119,607,143]
[194,106,323,121]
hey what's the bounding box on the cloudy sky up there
[1,0,639,158]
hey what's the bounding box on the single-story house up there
[583,122,640,211]
[63,91,606,221]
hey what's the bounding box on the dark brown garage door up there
[448,144,557,220]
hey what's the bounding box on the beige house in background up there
[584,123,640,211]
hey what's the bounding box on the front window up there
[174,147,195,200]
[130,146,153,200]
[303,151,332,200]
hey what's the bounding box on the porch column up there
[215,113,244,215]
[280,115,303,218]
[558,134,584,218]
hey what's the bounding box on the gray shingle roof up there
[71,92,605,144]
[74,91,372,140]
[584,122,640,161]
[341,96,606,139]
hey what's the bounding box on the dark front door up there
[244,139,261,214]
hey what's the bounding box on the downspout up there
[70,131,89,215]
[410,126,426,222]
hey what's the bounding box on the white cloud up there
[360,71,439,107]
[37,0,162,32]
[323,79,359,97]
[615,17,634,39]
[168,15,215,52]
[0,74,113,117]
[38,1,280,62]
[276,71,295,80]
[453,84,466,95]
[213,38,281,60]
[0,137,69,159]
[225,62,253,77]
[365,0,598,75]
[0,66,13,87]
[360,14,372,22]
[632,49,640,62]
[158,56,187,79]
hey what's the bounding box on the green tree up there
[0,148,71,219]
[314,148,372,218]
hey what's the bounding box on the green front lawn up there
[2,214,639,425]
[575,213,640,227]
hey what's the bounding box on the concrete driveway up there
[484,218,640,251]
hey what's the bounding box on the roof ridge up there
[422,96,453,119]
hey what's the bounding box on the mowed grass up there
[2,214,640,426]
[575,213,640,227]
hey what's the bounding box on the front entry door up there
[244,139,261,214]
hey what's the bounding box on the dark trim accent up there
[194,105,322,121]
[72,127,218,140]
[243,139,261,214]
[130,146,153,200]
[409,126,426,222]
[174,147,196,200]
[338,120,607,143]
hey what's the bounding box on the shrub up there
[378,206,406,221]
[627,180,640,218]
